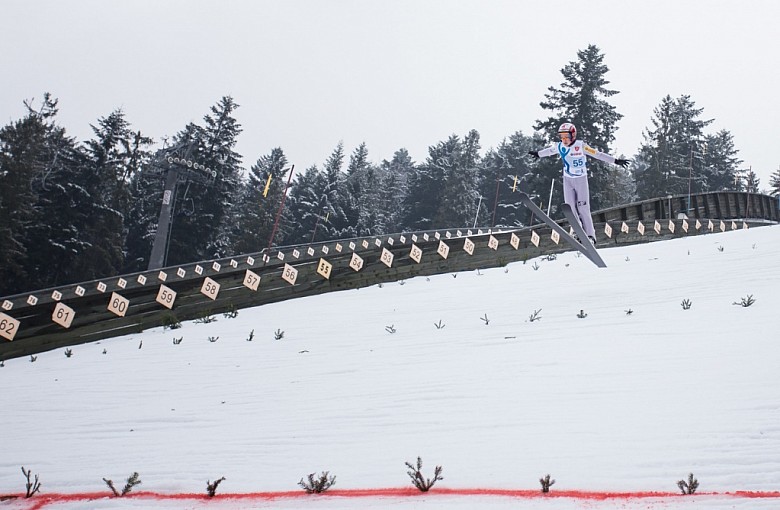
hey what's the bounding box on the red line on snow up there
[731,491,780,498]
[4,488,780,508]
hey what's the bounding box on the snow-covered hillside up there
[2,224,779,509]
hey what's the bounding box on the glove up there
[528,150,539,161]
[615,158,630,168]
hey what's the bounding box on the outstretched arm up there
[528,145,556,160]
[584,144,630,168]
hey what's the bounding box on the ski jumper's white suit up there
[536,140,616,238]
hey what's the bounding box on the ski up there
[560,203,607,268]
[517,192,606,268]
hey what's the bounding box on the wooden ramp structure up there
[1,191,777,360]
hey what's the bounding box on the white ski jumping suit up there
[536,140,617,238]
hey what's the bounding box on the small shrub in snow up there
[274,329,285,340]
[677,473,698,494]
[246,329,254,342]
[385,325,396,334]
[21,467,41,498]
[681,299,692,310]
[434,320,445,330]
[577,310,588,318]
[223,305,238,319]
[532,262,540,271]
[173,336,183,345]
[162,313,181,330]
[207,336,219,343]
[103,472,141,497]
[64,348,73,357]
[194,313,217,324]
[733,295,756,307]
[539,473,555,493]
[29,355,37,363]
[405,457,443,492]
[528,309,542,322]
[299,471,336,493]
[480,313,489,325]
[206,476,226,497]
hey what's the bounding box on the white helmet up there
[558,122,577,141]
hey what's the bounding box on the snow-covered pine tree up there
[344,142,382,237]
[285,164,328,244]
[634,95,712,200]
[534,44,627,210]
[162,96,243,264]
[0,96,53,293]
[433,130,483,228]
[320,142,351,239]
[403,134,464,230]
[341,143,364,233]
[699,130,742,192]
[8,94,93,291]
[402,141,445,231]
[480,131,535,227]
[742,168,760,193]
[378,148,414,233]
[769,166,780,197]
[79,110,153,279]
[403,132,483,230]
[201,96,243,259]
[232,147,290,253]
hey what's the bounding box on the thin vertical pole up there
[310,214,321,244]
[267,165,295,250]
[688,147,693,213]
[148,167,179,270]
[746,165,752,218]
[547,179,555,216]
[310,210,328,244]
[473,195,483,229]
[491,174,501,227]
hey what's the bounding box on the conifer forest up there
[1,45,777,295]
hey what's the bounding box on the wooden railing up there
[1,191,777,359]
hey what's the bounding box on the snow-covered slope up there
[2,225,779,509]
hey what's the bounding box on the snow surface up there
[2,225,780,509]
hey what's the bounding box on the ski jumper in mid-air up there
[528,122,629,244]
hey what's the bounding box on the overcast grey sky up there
[2,0,778,188]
